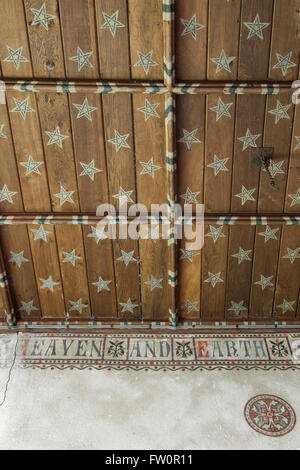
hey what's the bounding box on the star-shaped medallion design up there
[178,128,201,151]
[183,300,199,314]
[207,155,229,176]
[134,50,158,75]
[238,128,261,151]
[117,250,137,266]
[180,13,205,40]
[276,299,295,315]
[294,136,300,151]
[204,272,224,288]
[258,225,279,243]
[100,10,125,37]
[180,249,200,263]
[209,98,233,121]
[0,125,7,139]
[205,225,226,244]
[62,249,81,267]
[30,2,56,31]
[140,158,161,178]
[137,98,160,121]
[3,46,29,70]
[232,247,252,264]
[273,51,297,77]
[69,46,94,72]
[0,184,18,204]
[282,247,300,264]
[45,127,69,148]
[19,155,44,176]
[40,275,60,292]
[244,14,270,40]
[113,187,134,205]
[80,160,102,181]
[87,226,107,243]
[234,186,256,206]
[53,185,75,207]
[9,251,29,268]
[19,300,38,315]
[69,299,88,315]
[73,98,97,121]
[254,274,274,291]
[145,275,163,291]
[180,187,200,204]
[31,225,51,242]
[268,100,291,124]
[263,160,285,178]
[228,300,248,316]
[288,188,300,207]
[11,97,35,120]
[92,276,112,293]
[120,298,139,314]
[211,49,235,73]
[108,130,130,152]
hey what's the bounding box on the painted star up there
[277,299,296,315]
[3,46,29,70]
[254,274,274,291]
[69,46,93,72]
[31,225,51,242]
[40,275,60,292]
[53,185,75,206]
[108,130,130,152]
[0,125,7,139]
[19,155,43,176]
[73,98,97,121]
[258,225,279,243]
[268,100,291,124]
[80,160,102,181]
[0,184,17,204]
[140,158,161,178]
[30,2,56,31]
[234,186,256,206]
[134,50,158,75]
[87,225,107,243]
[204,272,224,288]
[117,250,137,266]
[244,14,270,40]
[180,13,205,40]
[19,300,38,315]
[180,249,200,263]
[205,225,226,244]
[120,298,139,314]
[113,187,134,205]
[211,49,235,73]
[145,275,163,291]
[9,251,29,268]
[183,300,199,314]
[282,247,300,264]
[62,249,81,267]
[294,136,300,151]
[209,98,232,121]
[100,10,125,37]
[69,298,88,315]
[263,160,285,178]
[137,98,160,121]
[273,51,297,77]
[92,276,112,293]
[45,127,69,148]
[178,128,201,151]
[180,187,200,204]
[207,155,229,176]
[146,225,160,243]
[288,188,300,207]
[238,129,260,151]
[232,247,252,264]
[11,97,35,120]
[228,300,248,316]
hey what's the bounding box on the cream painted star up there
[180,187,200,204]
[145,275,163,291]
[277,299,296,315]
[3,46,29,70]
[238,129,261,151]
[40,275,60,292]
[180,249,200,263]
[92,276,112,293]
[0,184,17,204]
[254,274,274,291]
[209,98,232,121]
[134,50,158,75]
[100,10,125,37]
[9,251,29,268]
[146,225,160,243]
[204,272,224,288]
[113,187,134,204]
[19,155,43,176]
[211,49,235,73]
[178,128,201,151]
[232,247,252,264]
[207,155,229,176]
[294,137,300,151]
[31,225,51,242]
[263,160,285,178]
[69,298,88,315]
[117,250,137,266]
[45,127,69,148]
[273,51,297,77]
[0,125,7,139]
[80,160,102,181]
[205,225,226,243]
[228,300,247,316]
[62,249,81,267]
[137,98,160,121]
[11,97,35,120]
[180,13,205,40]
[73,98,97,121]
[234,186,256,206]
[88,226,107,243]
[288,188,300,207]
[69,46,93,71]
[30,2,56,31]
[268,100,291,124]
[282,247,300,264]
[258,225,279,243]
[108,130,130,152]
[140,158,161,178]
[244,14,270,40]
[183,300,199,314]
[53,185,75,206]
[19,300,38,315]
[120,298,139,314]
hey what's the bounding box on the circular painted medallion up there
[244,394,296,437]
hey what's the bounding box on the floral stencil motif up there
[107,340,125,358]
[269,339,289,358]
[175,340,193,358]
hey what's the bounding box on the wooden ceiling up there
[0,0,299,329]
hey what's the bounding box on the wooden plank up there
[207,0,241,80]
[0,0,33,78]
[0,245,14,322]
[273,226,300,320]
[285,98,300,212]
[175,0,208,81]
[239,0,273,80]
[226,225,255,321]
[128,0,163,81]
[59,0,99,79]
[24,0,65,79]
[7,91,51,212]
[95,0,130,80]
[269,0,300,81]
[55,224,91,319]
[36,91,80,212]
